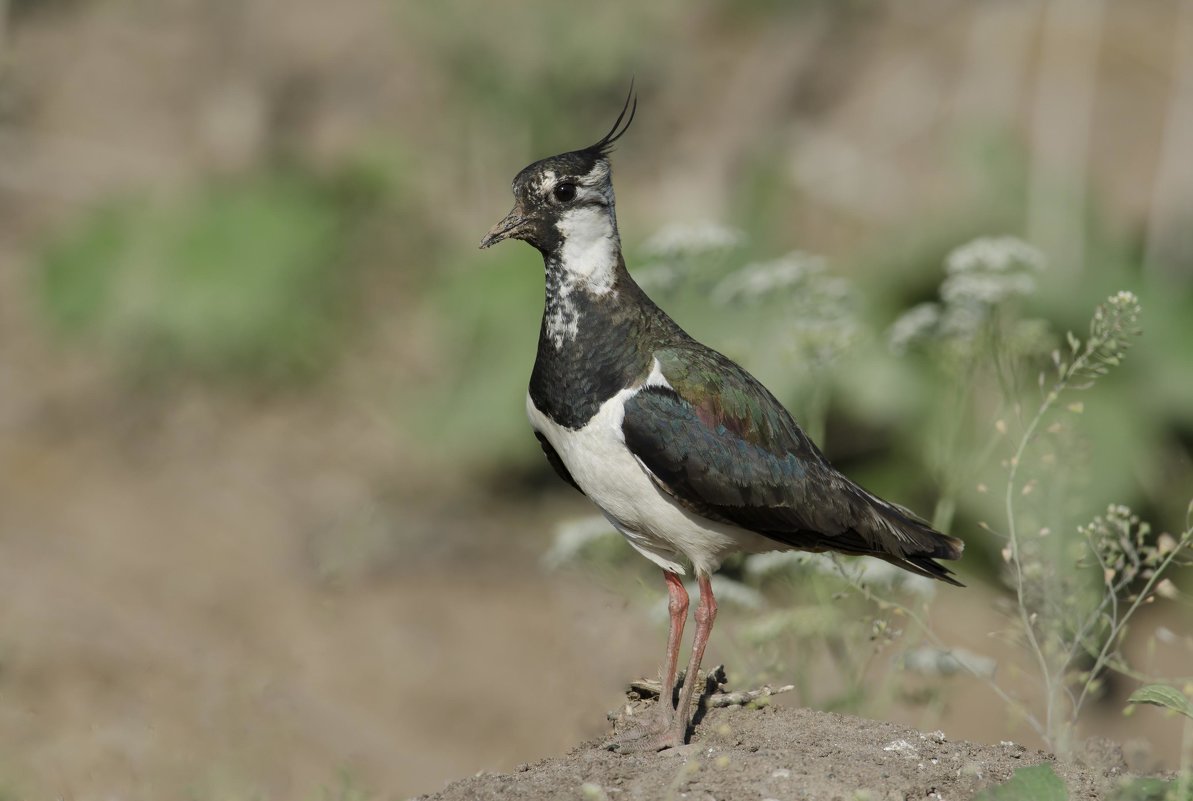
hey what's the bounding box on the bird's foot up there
[603,666,796,754]
[608,727,686,754]
[602,666,717,753]
[601,699,674,750]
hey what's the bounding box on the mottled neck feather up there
[542,204,630,349]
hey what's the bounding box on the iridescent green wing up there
[621,344,962,583]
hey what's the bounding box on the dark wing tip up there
[857,489,965,585]
[581,79,637,159]
[901,554,965,587]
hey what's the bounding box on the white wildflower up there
[640,221,745,259]
[938,302,986,339]
[1109,290,1140,310]
[632,262,682,293]
[945,236,1045,275]
[712,251,826,305]
[541,515,618,570]
[940,271,1037,307]
[888,302,941,354]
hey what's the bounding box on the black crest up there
[579,82,638,160]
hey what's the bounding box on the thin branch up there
[1074,527,1193,714]
[1004,386,1061,739]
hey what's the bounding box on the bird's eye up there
[553,182,577,203]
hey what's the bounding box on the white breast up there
[526,378,781,576]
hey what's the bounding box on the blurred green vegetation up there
[400,0,667,153]
[36,159,402,384]
[28,68,1193,546]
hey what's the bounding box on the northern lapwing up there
[480,89,964,753]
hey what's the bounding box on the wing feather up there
[621,346,963,584]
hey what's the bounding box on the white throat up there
[556,206,619,293]
[544,205,620,350]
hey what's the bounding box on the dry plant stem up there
[1064,527,1133,679]
[1179,715,1192,801]
[1006,306,1169,751]
[1002,321,1132,746]
[1004,389,1060,741]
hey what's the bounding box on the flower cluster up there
[640,221,745,260]
[634,222,746,295]
[944,236,1046,275]
[711,252,828,305]
[712,251,859,369]
[889,235,1047,355]
[541,515,620,570]
[1079,503,1188,587]
[1050,290,1142,387]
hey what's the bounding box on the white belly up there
[526,388,780,575]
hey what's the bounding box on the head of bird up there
[480,88,637,257]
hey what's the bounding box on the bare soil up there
[416,702,1131,801]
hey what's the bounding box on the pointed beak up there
[479,205,528,249]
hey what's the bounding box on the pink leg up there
[606,570,688,751]
[659,570,689,714]
[668,572,717,745]
[614,572,717,752]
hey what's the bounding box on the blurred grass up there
[35,164,396,384]
[407,244,544,468]
[400,0,670,152]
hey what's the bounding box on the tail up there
[849,486,965,587]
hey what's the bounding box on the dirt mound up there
[415,703,1127,801]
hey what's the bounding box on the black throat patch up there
[529,255,655,430]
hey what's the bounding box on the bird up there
[479,88,963,753]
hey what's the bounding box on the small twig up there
[703,684,795,708]
[624,665,792,710]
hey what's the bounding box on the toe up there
[611,729,685,754]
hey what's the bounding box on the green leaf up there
[1125,684,1193,721]
[974,765,1069,801]
[1108,776,1193,801]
